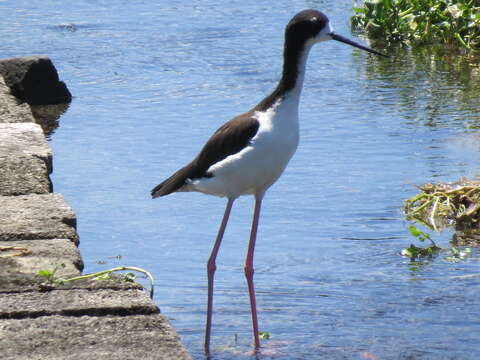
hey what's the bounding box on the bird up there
[151,9,385,354]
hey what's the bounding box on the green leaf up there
[402,244,421,258]
[38,269,53,277]
[259,331,270,340]
[408,225,432,242]
[399,7,414,18]
[123,272,136,282]
[408,225,421,237]
[382,0,392,11]
[455,32,469,48]
[353,7,366,14]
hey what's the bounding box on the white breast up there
[190,94,300,198]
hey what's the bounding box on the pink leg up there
[204,198,235,354]
[244,195,263,350]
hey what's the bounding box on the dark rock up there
[0,76,36,123]
[0,56,71,105]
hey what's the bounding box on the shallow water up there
[2,1,480,359]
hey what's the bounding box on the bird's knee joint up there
[244,266,255,278]
[207,261,217,274]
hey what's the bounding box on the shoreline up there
[0,56,191,360]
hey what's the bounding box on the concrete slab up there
[0,314,192,360]
[0,194,78,244]
[0,122,52,172]
[0,285,159,319]
[0,273,40,294]
[0,273,145,294]
[0,239,83,277]
[0,122,53,194]
[0,154,52,195]
[0,57,191,360]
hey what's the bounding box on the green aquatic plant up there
[401,225,442,259]
[402,225,472,260]
[444,245,472,261]
[402,179,480,261]
[259,331,270,340]
[351,0,480,50]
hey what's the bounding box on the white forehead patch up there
[311,21,334,44]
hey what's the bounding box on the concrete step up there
[0,238,83,277]
[0,314,191,360]
[0,57,192,360]
[0,193,78,244]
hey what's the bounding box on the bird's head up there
[286,9,386,57]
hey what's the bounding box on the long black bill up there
[329,32,387,57]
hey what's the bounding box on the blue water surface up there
[2,1,480,359]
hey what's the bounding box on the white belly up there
[188,96,300,198]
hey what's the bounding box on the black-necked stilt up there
[151,9,385,353]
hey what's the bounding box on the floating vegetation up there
[453,229,480,246]
[401,225,472,261]
[351,0,480,51]
[401,179,480,260]
[259,331,271,340]
[404,178,480,231]
[401,225,442,259]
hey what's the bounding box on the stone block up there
[0,154,52,195]
[0,194,78,244]
[0,287,159,319]
[0,239,83,277]
[0,122,52,173]
[0,314,192,360]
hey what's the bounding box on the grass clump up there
[351,0,480,50]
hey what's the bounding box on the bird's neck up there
[256,40,313,112]
[279,39,313,95]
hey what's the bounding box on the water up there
[3,1,480,359]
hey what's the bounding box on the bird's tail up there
[151,164,195,198]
